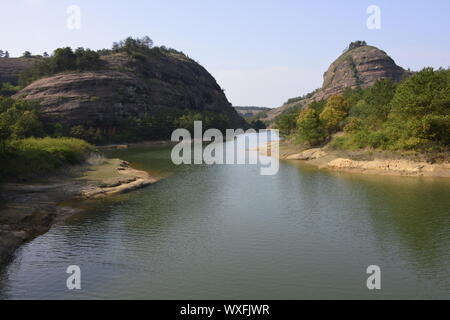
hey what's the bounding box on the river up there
[0,133,449,299]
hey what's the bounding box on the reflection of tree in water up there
[348,175,450,280]
[0,264,9,299]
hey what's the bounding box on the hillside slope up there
[0,57,39,85]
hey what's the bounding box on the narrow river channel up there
[1,133,449,299]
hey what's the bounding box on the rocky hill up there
[11,50,245,139]
[263,45,410,122]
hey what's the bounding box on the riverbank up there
[258,140,450,178]
[0,155,158,265]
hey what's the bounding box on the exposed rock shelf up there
[0,157,158,266]
[14,52,245,132]
[257,141,450,178]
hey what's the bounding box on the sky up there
[1,0,449,108]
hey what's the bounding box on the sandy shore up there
[0,156,158,266]
[258,141,450,178]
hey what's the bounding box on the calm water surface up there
[1,134,449,299]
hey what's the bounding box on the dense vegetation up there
[0,82,20,97]
[0,95,241,181]
[0,96,94,181]
[275,68,450,153]
[19,47,103,86]
[81,110,241,143]
[0,137,93,181]
[0,93,240,144]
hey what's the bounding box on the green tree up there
[347,41,367,51]
[274,107,301,135]
[296,108,327,146]
[53,47,77,71]
[249,119,266,131]
[176,112,203,134]
[387,68,450,148]
[362,79,396,120]
[308,100,327,114]
[19,46,103,86]
[12,110,43,138]
[0,98,43,139]
[319,95,349,133]
[113,36,154,53]
[74,48,102,70]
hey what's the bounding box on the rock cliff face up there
[13,51,245,134]
[314,45,407,100]
[263,45,409,121]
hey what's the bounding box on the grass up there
[0,137,95,181]
[80,158,123,182]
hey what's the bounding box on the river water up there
[1,133,449,299]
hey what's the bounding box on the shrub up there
[0,137,94,181]
[0,82,20,97]
[343,117,363,133]
[0,97,43,139]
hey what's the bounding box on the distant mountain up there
[234,106,271,118]
[263,44,410,122]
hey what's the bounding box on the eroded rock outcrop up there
[0,157,159,265]
[313,45,408,101]
[263,45,410,121]
[14,52,245,134]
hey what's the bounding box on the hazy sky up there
[1,0,449,108]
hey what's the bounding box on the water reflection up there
[1,138,449,299]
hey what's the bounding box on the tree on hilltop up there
[344,41,367,53]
